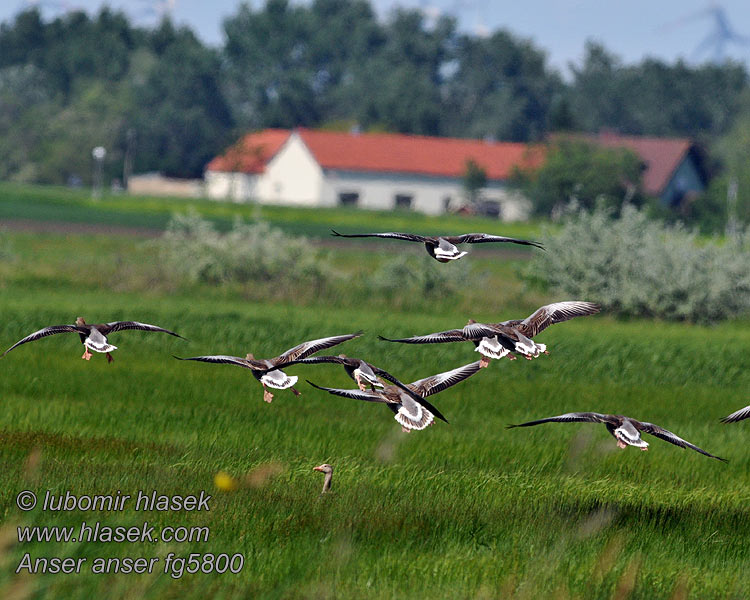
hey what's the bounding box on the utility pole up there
[92,146,106,200]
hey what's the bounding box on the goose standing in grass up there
[2,317,185,363]
[507,412,726,461]
[307,361,482,432]
[721,405,750,423]
[313,463,334,494]
[380,301,600,366]
[331,230,543,262]
[174,333,361,403]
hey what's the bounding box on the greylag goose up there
[3,317,184,363]
[331,230,543,262]
[174,332,361,403]
[269,354,406,392]
[721,405,750,423]
[313,463,333,494]
[507,412,726,461]
[307,361,482,432]
[380,301,600,366]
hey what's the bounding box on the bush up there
[368,254,479,304]
[524,204,750,323]
[0,228,14,261]
[156,211,331,290]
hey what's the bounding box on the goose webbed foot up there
[616,440,627,449]
[263,388,274,403]
[81,348,92,360]
[640,446,648,452]
[507,354,517,361]
[479,356,491,369]
[401,426,411,433]
[291,387,301,397]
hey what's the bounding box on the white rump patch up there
[434,249,468,260]
[614,427,649,448]
[84,340,118,353]
[85,330,117,353]
[513,335,544,357]
[475,337,511,359]
[261,370,298,390]
[394,403,433,431]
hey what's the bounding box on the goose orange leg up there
[262,384,274,403]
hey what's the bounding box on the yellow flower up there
[214,470,238,492]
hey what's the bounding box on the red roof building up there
[205,128,705,217]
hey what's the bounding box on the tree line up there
[1,0,750,227]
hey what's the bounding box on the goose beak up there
[313,466,324,472]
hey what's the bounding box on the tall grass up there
[0,229,748,598]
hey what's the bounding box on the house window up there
[338,192,359,207]
[395,194,413,210]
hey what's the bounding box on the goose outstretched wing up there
[3,325,85,356]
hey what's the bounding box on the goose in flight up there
[307,361,482,432]
[3,317,184,363]
[174,332,361,403]
[269,354,406,392]
[507,412,726,461]
[380,301,600,366]
[331,230,543,262]
[721,405,750,423]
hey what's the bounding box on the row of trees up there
[1,1,750,228]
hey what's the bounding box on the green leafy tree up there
[442,30,562,141]
[516,139,644,216]
[462,159,487,205]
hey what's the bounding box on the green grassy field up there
[0,189,748,599]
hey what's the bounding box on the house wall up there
[320,170,530,220]
[205,171,260,202]
[253,134,327,206]
[204,133,532,220]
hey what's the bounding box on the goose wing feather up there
[637,421,727,461]
[3,325,85,356]
[513,301,601,338]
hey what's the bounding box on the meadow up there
[0,186,748,599]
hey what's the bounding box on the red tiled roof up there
[296,128,544,180]
[206,128,544,180]
[589,132,693,196]
[205,129,289,173]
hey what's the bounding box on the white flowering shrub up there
[369,254,478,301]
[157,212,331,289]
[524,204,750,323]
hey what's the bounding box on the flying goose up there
[380,301,600,366]
[2,317,184,363]
[313,463,334,494]
[507,412,726,461]
[721,405,750,423]
[269,354,406,391]
[174,332,361,403]
[307,361,482,432]
[331,230,543,262]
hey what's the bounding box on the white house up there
[204,128,543,221]
[205,128,707,220]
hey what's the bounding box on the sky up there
[6,0,750,76]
